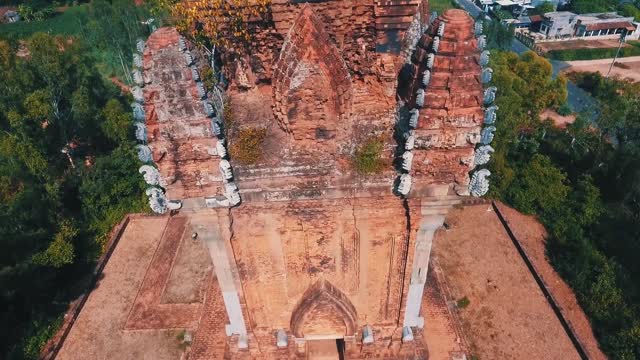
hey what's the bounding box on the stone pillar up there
[402,214,445,328]
[192,217,248,337]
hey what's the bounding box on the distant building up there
[538,11,638,40]
[539,11,578,38]
[575,13,638,38]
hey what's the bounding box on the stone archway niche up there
[272,4,353,143]
[290,279,357,339]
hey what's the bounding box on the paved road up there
[454,0,598,118]
[455,0,484,18]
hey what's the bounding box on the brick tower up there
[135,2,491,359]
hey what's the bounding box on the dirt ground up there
[55,205,603,360]
[432,204,581,360]
[162,225,212,304]
[495,203,607,360]
[562,56,640,83]
[538,39,631,52]
[56,216,212,360]
[540,108,577,128]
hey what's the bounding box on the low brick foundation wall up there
[40,215,137,360]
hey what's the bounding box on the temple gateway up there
[132,1,494,358]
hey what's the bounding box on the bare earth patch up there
[562,56,640,83]
[495,202,607,360]
[432,204,581,360]
[56,215,217,360]
[162,223,212,304]
[537,39,631,52]
[540,108,577,128]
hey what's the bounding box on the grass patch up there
[0,5,89,40]
[353,136,385,174]
[428,0,458,14]
[547,41,640,61]
[456,296,471,309]
[229,127,267,165]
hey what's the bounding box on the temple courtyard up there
[54,204,601,359]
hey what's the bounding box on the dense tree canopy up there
[488,50,640,359]
[0,32,145,359]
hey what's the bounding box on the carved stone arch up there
[272,4,353,141]
[290,279,357,338]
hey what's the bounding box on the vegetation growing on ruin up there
[354,137,385,174]
[229,127,267,165]
[0,30,146,360]
[427,0,457,14]
[149,0,271,54]
[0,0,157,80]
[456,296,470,309]
[488,51,640,359]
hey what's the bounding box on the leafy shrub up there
[456,296,471,309]
[557,103,572,116]
[547,45,640,61]
[354,137,385,174]
[229,127,267,165]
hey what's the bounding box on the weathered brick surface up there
[407,9,484,190]
[189,276,230,360]
[143,28,224,200]
[125,216,204,330]
[131,4,483,360]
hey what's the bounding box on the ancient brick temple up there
[134,1,491,358]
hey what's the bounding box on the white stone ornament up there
[132,69,144,87]
[483,86,497,105]
[139,165,162,186]
[437,22,445,37]
[432,37,440,53]
[131,102,145,121]
[212,121,222,137]
[191,66,200,81]
[484,105,498,124]
[184,51,194,66]
[132,86,144,104]
[422,70,431,87]
[469,169,491,197]
[402,151,414,171]
[216,140,227,158]
[475,20,483,36]
[474,145,494,166]
[219,160,233,181]
[136,39,145,54]
[398,174,412,196]
[134,122,147,142]
[362,325,374,344]
[479,50,490,67]
[409,109,419,128]
[136,144,153,163]
[426,53,435,69]
[402,326,414,342]
[196,82,207,100]
[203,101,215,117]
[416,89,425,108]
[133,53,143,68]
[404,132,415,150]
[167,200,182,211]
[224,182,241,206]
[477,35,487,51]
[481,67,493,84]
[145,187,167,214]
[276,329,288,348]
[480,126,496,145]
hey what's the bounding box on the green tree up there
[530,2,555,15]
